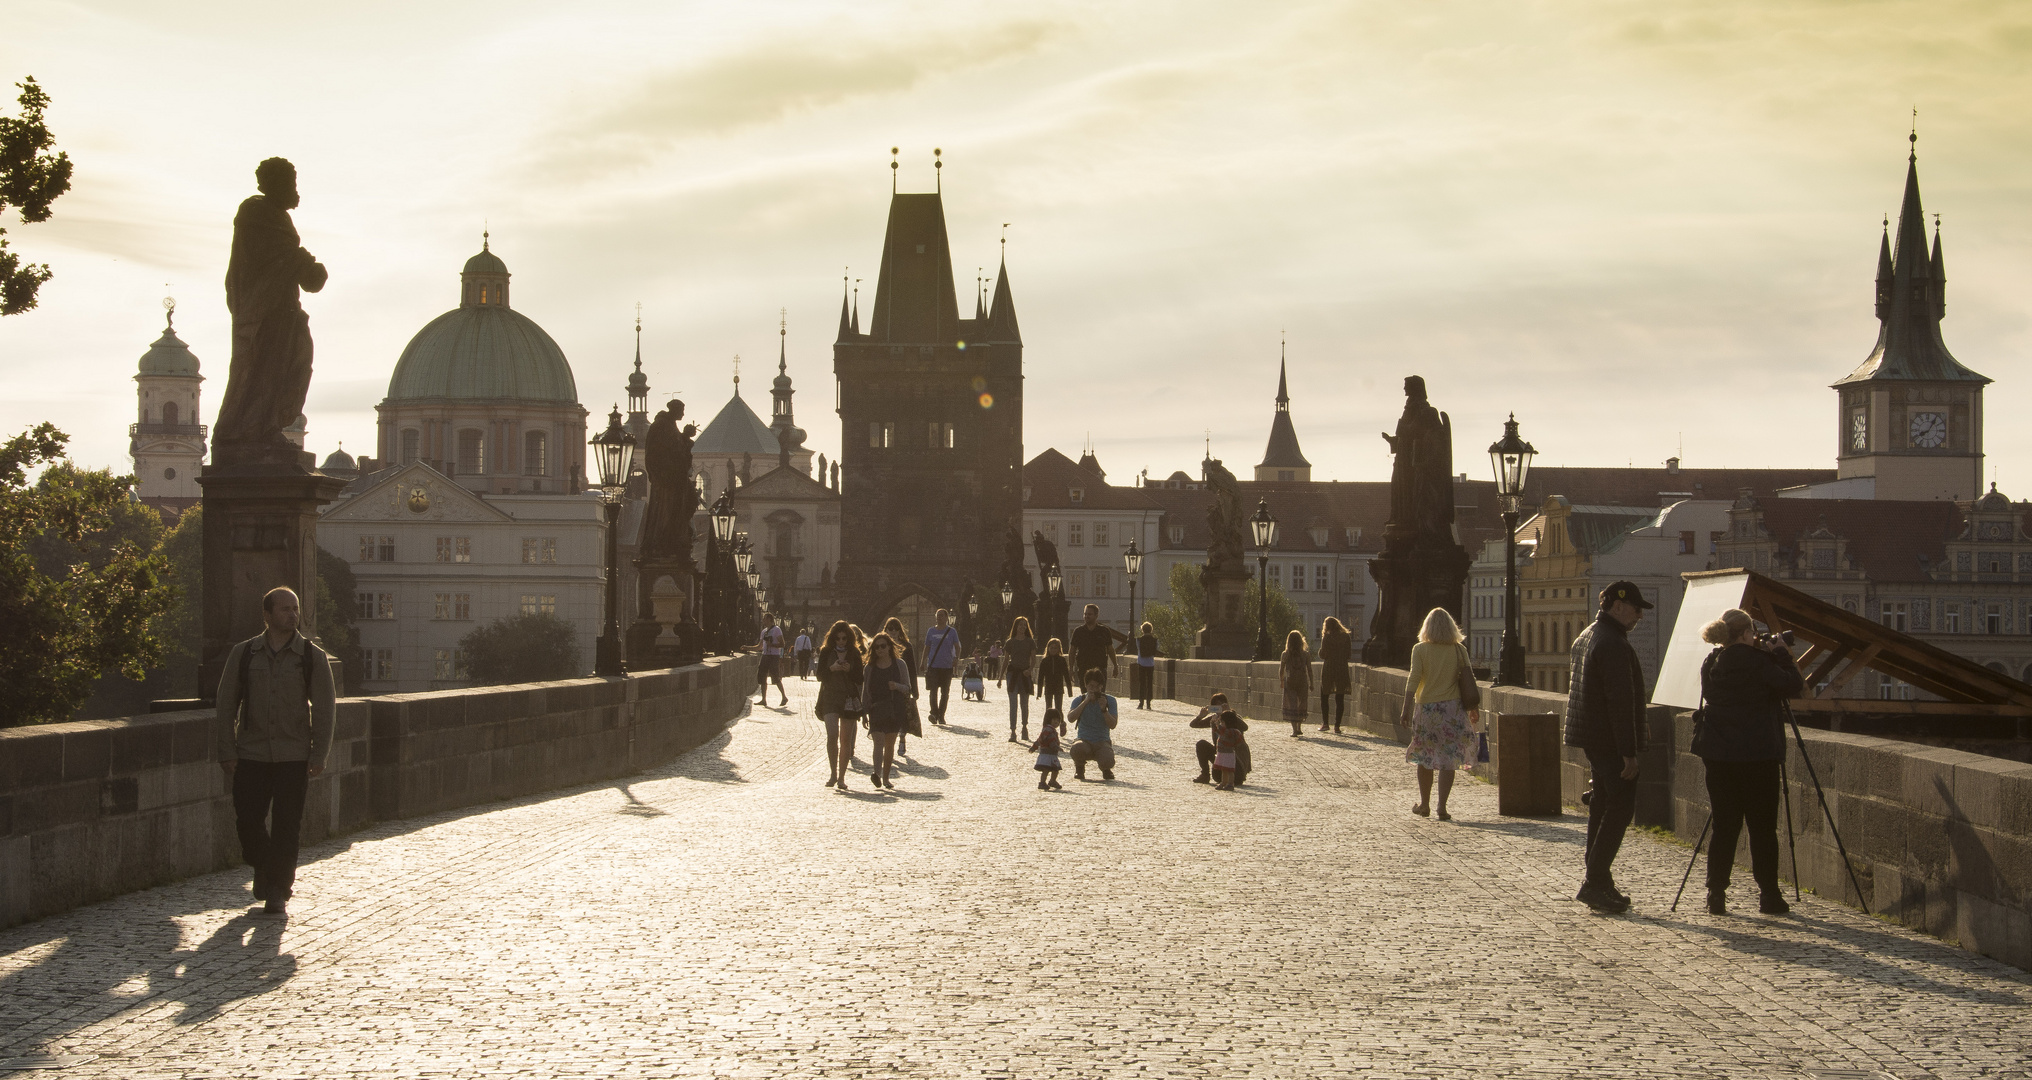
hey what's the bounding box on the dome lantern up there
[461,230,511,308]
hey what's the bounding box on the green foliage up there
[314,545,362,695]
[0,425,177,725]
[156,504,204,697]
[1143,561,1302,659]
[0,77,73,316]
[459,611,580,686]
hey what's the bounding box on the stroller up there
[960,658,987,702]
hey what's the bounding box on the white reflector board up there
[1652,571,1752,710]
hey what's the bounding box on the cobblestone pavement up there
[4,679,2029,1079]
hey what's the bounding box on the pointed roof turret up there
[868,191,961,343]
[1836,135,1988,387]
[1256,342,1311,479]
[1930,218,1945,319]
[986,253,1021,343]
[836,275,854,342]
[1873,217,1893,319]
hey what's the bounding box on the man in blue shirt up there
[921,609,962,725]
[1066,670,1118,781]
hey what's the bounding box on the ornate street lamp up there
[1488,413,1537,687]
[1250,498,1278,661]
[1045,565,1065,642]
[1000,578,1014,609]
[590,406,637,677]
[1123,538,1144,631]
[705,489,737,654]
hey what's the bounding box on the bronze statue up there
[641,401,698,561]
[1031,530,1061,579]
[1364,375,1470,668]
[1004,524,1029,583]
[1201,458,1246,579]
[215,158,327,464]
[1380,375,1455,541]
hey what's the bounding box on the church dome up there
[383,241,579,404]
[321,446,357,472]
[138,324,200,378]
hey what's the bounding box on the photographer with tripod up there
[1692,609,1803,916]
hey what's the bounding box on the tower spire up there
[1276,333,1289,411]
[837,270,853,341]
[1255,337,1310,481]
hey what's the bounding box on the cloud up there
[533,18,1064,181]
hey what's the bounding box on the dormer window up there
[1309,526,1328,547]
[1169,524,1185,545]
[1069,487,1084,504]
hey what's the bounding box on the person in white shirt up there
[793,628,815,681]
[754,614,788,707]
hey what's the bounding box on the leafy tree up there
[1143,560,1301,660]
[458,612,580,686]
[0,425,177,725]
[314,545,362,695]
[0,77,73,316]
[156,503,204,696]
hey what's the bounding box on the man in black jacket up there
[1564,581,1652,913]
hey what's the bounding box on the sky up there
[2,0,2029,489]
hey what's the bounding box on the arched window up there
[401,429,420,464]
[524,431,549,476]
[161,401,179,426]
[457,429,484,474]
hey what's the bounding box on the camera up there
[1757,630,1795,649]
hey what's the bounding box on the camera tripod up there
[1671,701,1868,913]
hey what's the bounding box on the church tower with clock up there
[1832,136,1990,501]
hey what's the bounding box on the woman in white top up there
[1397,607,1480,821]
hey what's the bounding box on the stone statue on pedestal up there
[632,399,703,667]
[1194,458,1253,658]
[1364,376,1471,669]
[215,157,327,468]
[641,401,697,561]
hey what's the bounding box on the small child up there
[961,657,986,701]
[1029,709,1065,790]
[1213,710,1244,791]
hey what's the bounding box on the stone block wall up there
[0,654,758,929]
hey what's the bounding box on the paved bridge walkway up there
[2,678,2027,1078]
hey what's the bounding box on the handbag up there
[1475,731,1491,764]
[1454,644,1482,710]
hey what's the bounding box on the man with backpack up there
[216,586,337,915]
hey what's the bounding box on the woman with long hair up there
[1037,637,1073,717]
[1317,617,1352,734]
[1399,608,1479,819]
[1002,616,1039,742]
[1133,621,1159,709]
[1279,629,1311,737]
[815,621,866,789]
[1695,607,1803,915]
[862,632,915,789]
[882,617,921,755]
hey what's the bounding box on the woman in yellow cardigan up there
[1397,607,1480,820]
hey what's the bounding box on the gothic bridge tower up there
[834,155,1024,633]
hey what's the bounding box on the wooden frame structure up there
[1684,569,2032,719]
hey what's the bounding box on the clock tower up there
[1833,135,1989,500]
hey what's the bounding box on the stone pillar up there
[1194,568,1253,659]
[630,558,702,669]
[196,461,348,699]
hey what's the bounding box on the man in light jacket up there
[216,586,337,915]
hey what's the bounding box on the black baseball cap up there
[1601,581,1654,609]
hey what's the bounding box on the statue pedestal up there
[195,462,348,698]
[1362,531,1471,670]
[1194,571,1253,659]
[631,558,702,668]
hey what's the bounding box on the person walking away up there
[1188,692,1250,785]
[794,626,814,681]
[1001,617,1039,742]
[215,586,336,915]
[988,642,1004,681]
[1212,711,1245,790]
[1318,617,1352,733]
[921,609,962,725]
[862,633,915,790]
[1280,630,1312,737]
[882,617,923,754]
[1069,604,1119,687]
[1695,607,1803,915]
[1038,638,1073,718]
[1066,670,1119,781]
[1029,711,1065,790]
[816,621,865,790]
[1566,581,1652,914]
[1134,622,1159,709]
[1399,608,1479,822]
[754,613,789,707]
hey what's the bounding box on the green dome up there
[138,325,200,378]
[464,247,508,276]
[385,306,578,403]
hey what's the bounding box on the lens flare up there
[978,393,994,410]
[971,376,987,392]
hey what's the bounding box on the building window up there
[433,648,467,681]
[520,594,557,616]
[1985,603,2004,635]
[868,422,894,449]
[356,592,394,619]
[1066,571,1085,597]
[1094,571,1110,598]
[1093,523,1109,547]
[1169,524,1185,545]
[1315,565,1330,591]
[457,429,484,474]
[1678,531,1695,555]
[358,535,395,562]
[524,431,549,476]
[1881,602,1908,633]
[432,593,472,620]
[1044,523,1057,544]
[1069,522,1084,546]
[1268,564,1282,588]
[927,422,954,449]
[433,536,473,563]
[522,538,558,564]
[401,429,420,464]
[1069,488,1085,504]
[368,649,396,681]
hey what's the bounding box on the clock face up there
[1850,409,1868,451]
[1909,411,1948,449]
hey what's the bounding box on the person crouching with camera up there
[1695,608,1805,916]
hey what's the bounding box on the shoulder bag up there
[1689,650,1717,757]
[1454,643,1482,710]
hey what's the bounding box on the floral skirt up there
[1282,685,1308,722]
[1405,698,1475,770]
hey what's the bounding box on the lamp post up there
[1488,413,1537,687]
[708,490,737,655]
[734,536,757,644]
[1045,565,1064,642]
[590,406,637,677]
[1250,498,1278,661]
[1123,538,1143,631]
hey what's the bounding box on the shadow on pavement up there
[1653,913,2029,1003]
[938,725,995,739]
[1451,819,1581,844]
